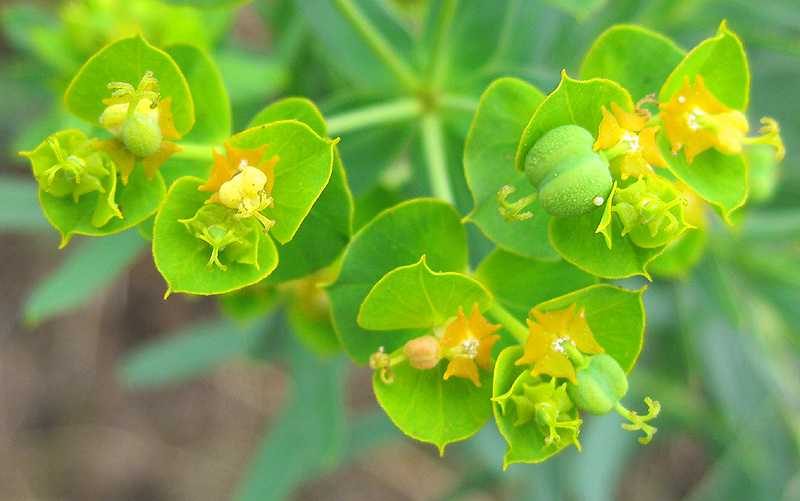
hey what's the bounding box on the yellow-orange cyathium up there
[515,304,604,384]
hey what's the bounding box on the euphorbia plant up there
[16,10,787,482]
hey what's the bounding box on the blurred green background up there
[1,0,799,499]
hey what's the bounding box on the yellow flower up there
[440,303,501,387]
[593,102,667,180]
[515,304,604,384]
[95,91,182,184]
[659,75,749,163]
[198,141,280,232]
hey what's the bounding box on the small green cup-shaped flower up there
[21,129,112,202]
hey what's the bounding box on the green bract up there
[358,255,491,330]
[327,199,468,364]
[492,346,581,467]
[464,77,556,259]
[23,128,166,247]
[657,22,750,221]
[64,32,194,136]
[373,356,493,455]
[152,120,335,295]
[153,176,278,295]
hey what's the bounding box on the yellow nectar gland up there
[515,304,604,384]
[439,303,501,387]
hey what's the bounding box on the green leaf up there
[473,249,597,317]
[657,134,748,222]
[658,21,749,111]
[229,121,336,244]
[166,43,231,145]
[249,97,327,136]
[288,292,343,356]
[358,255,492,330]
[23,228,147,325]
[237,343,346,501]
[542,0,608,20]
[248,98,353,283]
[218,282,280,323]
[64,32,195,136]
[648,227,707,278]
[265,148,352,283]
[373,358,493,454]
[534,284,645,373]
[120,316,271,389]
[580,25,685,101]
[464,77,557,259]
[549,206,665,279]
[39,164,166,247]
[152,176,278,295]
[0,178,49,232]
[158,0,246,8]
[516,72,634,174]
[294,0,412,92]
[327,199,468,364]
[492,345,577,467]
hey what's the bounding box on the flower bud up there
[403,336,442,370]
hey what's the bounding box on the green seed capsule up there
[525,125,613,218]
[566,353,628,415]
[120,112,162,158]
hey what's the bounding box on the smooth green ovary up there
[120,113,162,157]
[525,124,613,218]
[567,353,628,416]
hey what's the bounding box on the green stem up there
[439,94,480,115]
[487,302,528,345]
[325,98,423,136]
[174,143,217,161]
[331,0,419,91]
[426,0,459,88]
[420,113,455,205]
[598,140,631,163]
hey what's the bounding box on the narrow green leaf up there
[120,316,271,389]
[358,255,492,330]
[249,97,327,136]
[237,345,347,500]
[542,0,608,20]
[24,228,147,325]
[0,177,50,232]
